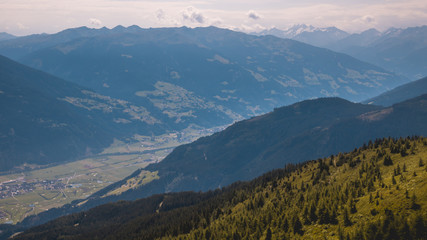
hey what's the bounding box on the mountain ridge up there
[0,26,407,121]
[255,25,427,80]
[363,76,427,106]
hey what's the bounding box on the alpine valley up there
[0,24,426,240]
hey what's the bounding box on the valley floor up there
[0,125,226,224]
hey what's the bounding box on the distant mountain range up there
[331,26,427,80]
[12,93,427,231]
[0,26,405,123]
[256,25,427,80]
[256,24,349,48]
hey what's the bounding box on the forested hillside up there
[13,137,427,240]
[11,94,427,230]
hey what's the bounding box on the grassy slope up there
[12,137,427,240]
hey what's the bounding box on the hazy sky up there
[1,0,426,36]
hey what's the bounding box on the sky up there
[1,0,426,36]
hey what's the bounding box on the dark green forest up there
[13,137,427,239]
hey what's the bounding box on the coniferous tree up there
[349,199,357,214]
[264,227,272,240]
[343,207,352,226]
[411,193,420,210]
[384,155,393,166]
[292,215,303,235]
[413,214,426,239]
[309,204,317,223]
[283,217,289,232]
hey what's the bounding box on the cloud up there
[210,17,223,26]
[89,18,102,26]
[17,22,28,30]
[361,15,376,24]
[248,10,261,20]
[182,6,205,24]
[236,23,266,33]
[156,9,165,20]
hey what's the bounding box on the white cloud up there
[182,6,205,24]
[17,22,28,30]
[89,18,102,26]
[362,15,376,23]
[236,23,266,33]
[156,9,165,20]
[248,10,261,20]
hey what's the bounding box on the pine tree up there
[338,225,345,240]
[384,155,393,166]
[264,227,272,240]
[413,214,426,239]
[349,199,357,214]
[411,193,420,210]
[283,217,289,232]
[309,204,317,223]
[292,215,303,235]
[343,207,352,226]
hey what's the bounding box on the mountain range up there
[330,26,427,80]
[0,26,406,123]
[256,25,427,80]
[256,24,349,48]
[0,26,409,170]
